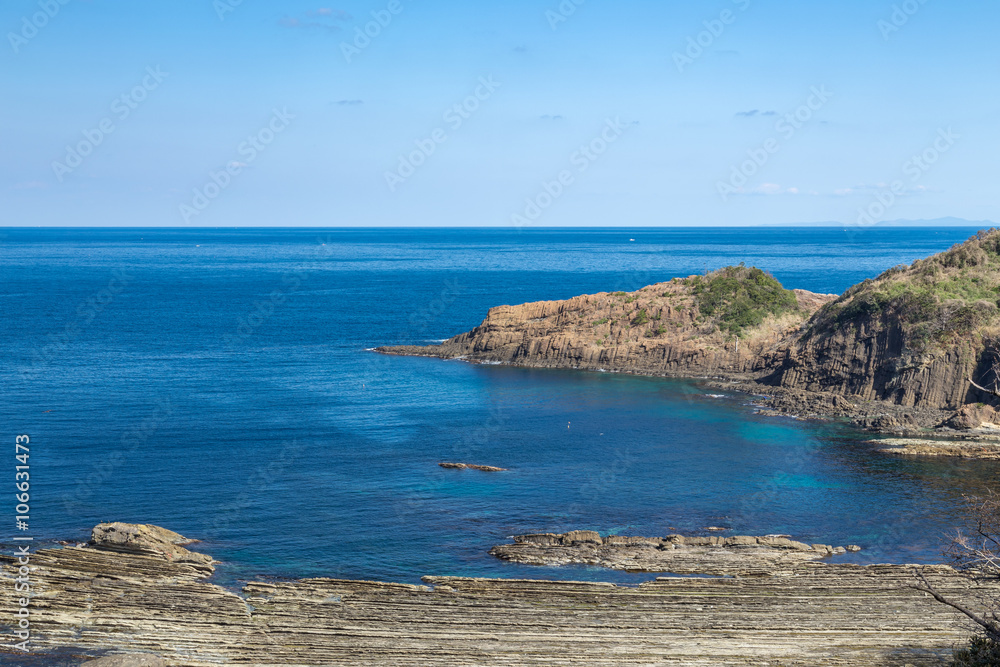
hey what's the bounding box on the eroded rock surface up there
[879,437,1000,460]
[490,531,854,575]
[90,522,214,575]
[0,524,995,666]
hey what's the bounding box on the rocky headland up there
[379,230,1000,456]
[2,523,997,666]
[489,530,861,576]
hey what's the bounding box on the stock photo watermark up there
[340,0,405,63]
[7,0,72,54]
[408,278,466,335]
[673,0,751,73]
[511,117,632,228]
[10,434,33,653]
[396,402,507,519]
[23,269,134,377]
[179,107,294,223]
[60,399,174,514]
[225,234,342,345]
[213,0,244,21]
[546,0,586,30]
[717,85,833,202]
[224,271,307,346]
[567,446,634,518]
[208,440,305,537]
[385,76,501,192]
[854,126,958,229]
[52,66,168,183]
[878,0,931,40]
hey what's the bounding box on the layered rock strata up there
[0,524,996,666]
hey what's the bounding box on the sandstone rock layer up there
[1,527,997,666]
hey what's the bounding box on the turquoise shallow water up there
[2,227,998,588]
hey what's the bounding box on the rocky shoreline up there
[2,522,997,665]
[489,530,862,576]
[376,238,1000,460]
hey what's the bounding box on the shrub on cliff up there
[685,264,799,337]
[953,636,1000,666]
[808,229,1000,350]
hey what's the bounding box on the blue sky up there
[1,0,997,227]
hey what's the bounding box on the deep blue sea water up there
[2,227,999,588]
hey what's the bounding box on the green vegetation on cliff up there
[810,229,1000,350]
[684,265,800,337]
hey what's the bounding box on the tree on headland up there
[912,492,1000,665]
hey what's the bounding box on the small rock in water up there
[846,545,862,553]
[439,462,508,472]
[704,526,729,532]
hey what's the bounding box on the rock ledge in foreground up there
[4,522,994,666]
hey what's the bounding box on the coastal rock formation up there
[89,522,214,575]
[0,524,995,666]
[379,267,834,381]
[379,230,1000,452]
[761,230,1000,421]
[439,462,508,472]
[943,403,1000,430]
[878,437,1000,460]
[489,531,853,576]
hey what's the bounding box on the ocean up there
[2,226,998,588]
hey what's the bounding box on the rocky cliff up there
[768,230,1000,412]
[382,265,835,380]
[379,230,1000,442]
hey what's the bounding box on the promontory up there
[379,229,1000,454]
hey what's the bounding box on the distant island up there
[380,229,1000,458]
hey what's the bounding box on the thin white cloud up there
[279,9,352,31]
[729,183,801,197]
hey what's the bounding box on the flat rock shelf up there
[0,524,997,665]
[489,530,861,576]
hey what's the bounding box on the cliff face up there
[765,315,983,410]
[766,229,1000,411]
[379,230,1000,431]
